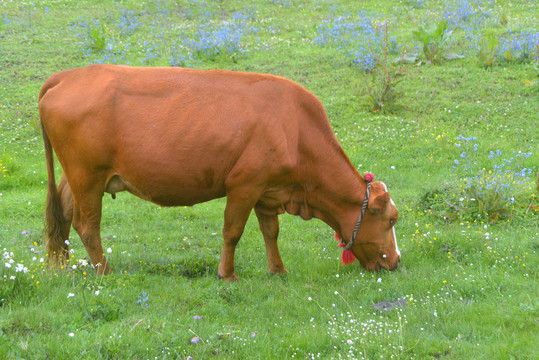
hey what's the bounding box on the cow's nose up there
[391,256,400,270]
[393,255,401,269]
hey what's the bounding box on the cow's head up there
[338,180,400,271]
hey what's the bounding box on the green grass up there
[1,0,537,359]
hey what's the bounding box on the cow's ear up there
[368,192,389,215]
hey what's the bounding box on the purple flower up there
[193,315,201,320]
[191,336,200,344]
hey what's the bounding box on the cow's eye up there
[389,219,397,227]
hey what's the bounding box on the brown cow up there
[39,65,400,281]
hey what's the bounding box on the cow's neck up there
[295,138,366,242]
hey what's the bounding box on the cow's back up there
[39,65,317,206]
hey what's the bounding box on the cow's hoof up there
[268,266,288,275]
[94,262,112,276]
[217,272,239,282]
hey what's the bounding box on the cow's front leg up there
[218,194,255,281]
[254,207,287,275]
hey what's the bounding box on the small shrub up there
[477,29,500,67]
[440,176,513,223]
[362,24,412,114]
[423,136,535,223]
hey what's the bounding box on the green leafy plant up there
[412,19,452,63]
[89,24,106,51]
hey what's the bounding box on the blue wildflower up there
[137,291,149,307]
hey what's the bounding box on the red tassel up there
[335,232,356,265]
[341,249,356,265]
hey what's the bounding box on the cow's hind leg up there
[254,207,287,275]
[70,178,111,276]
[46,173,74,265]
[218,191,259,281]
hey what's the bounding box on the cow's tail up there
[40,79,68,263]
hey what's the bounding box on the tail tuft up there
[41,122,69,263]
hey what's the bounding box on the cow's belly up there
[105,174,227,207]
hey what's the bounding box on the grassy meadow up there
[1,0,537,359]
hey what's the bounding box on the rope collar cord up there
[336,172,374,265]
